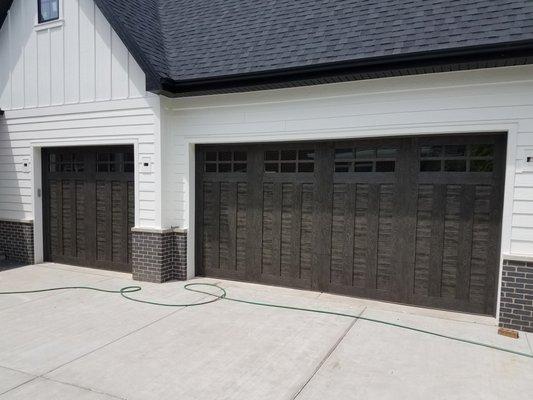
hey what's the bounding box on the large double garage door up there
[43,146,135,272]
[196,134,506,315]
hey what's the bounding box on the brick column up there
[499,258,533,333]
[0,220,34,264]
[131,228,188,283]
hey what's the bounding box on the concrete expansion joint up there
[291,306,367,400]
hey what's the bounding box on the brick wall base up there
[499,259,533,333]
[131,229,187,283]
[0,220,34,264]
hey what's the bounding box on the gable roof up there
[2,0,533,96]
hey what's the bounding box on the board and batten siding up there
[0,0,160,228]
[163,65,533,258]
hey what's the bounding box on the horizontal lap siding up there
[0,105,157,226]
[164,65,533,257]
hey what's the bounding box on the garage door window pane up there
[335,148,353,159]
[281,150,297,160]
[444,160,466,172]
[470,159,493,172]
[298,162,314,172]
[335,162,351,172]
[97,163,109,172]
[233,163,247,172]
[420,146,442,158]
[298,150,315,161]
[265,151,279,161]
[377,148,397,158]
[420,160,441,172]
[219,152,232,162]
[205,163,217,173]
[354,161,373,172]
[355,149,375,159]
[206,152,217,162]
[471,144,494,158]
[281,163,296,173]
[265,163,279,173]
[376,161,395,172]
[218,163,231,173]
[444,145,466,157]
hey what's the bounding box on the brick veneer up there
[131,228,187,283]
[0,220,34,264]
[499,259,533,333]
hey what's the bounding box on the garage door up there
[196,134,506,315]
[43,146,135,272]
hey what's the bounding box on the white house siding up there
[163,65,533,259]
[0,0,161,229]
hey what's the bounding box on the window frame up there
[37,0,60,24]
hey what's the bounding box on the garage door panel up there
[261,181,314,285]
[412,181,502,312]
[330,182,398,299]
[75,180,86,260]
[219,182,238,273]
[96,180,112,263]
[299,183,314,282]
[201,180,248,276]
[49,180,60,257]
[202,181,221,272]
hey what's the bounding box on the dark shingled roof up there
[2,0,533,95]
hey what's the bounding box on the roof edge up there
[158,39,533,97]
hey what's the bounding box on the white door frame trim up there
[184,121,519,323]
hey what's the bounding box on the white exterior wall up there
[162,65,533,269]
[0,0,162,234]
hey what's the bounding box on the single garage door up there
[196,134,506,315]
[43,146,135,272]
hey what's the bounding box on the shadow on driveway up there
[0,259,29,272]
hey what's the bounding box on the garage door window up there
[49,152,84,172]
[420,144,494,172]
[264,149,314,173]
[334,147,397,173]
[205,151,247,173]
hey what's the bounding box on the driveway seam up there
[291,306,367,400]
[0,376,40,398]
[40,376,127,400]
[2,295,211,399]
[41,294,214,378]
[0,365,37,397]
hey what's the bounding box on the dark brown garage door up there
[196,134,506,315]
[43,146,134,272]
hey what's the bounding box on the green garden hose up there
[0,283,532,360]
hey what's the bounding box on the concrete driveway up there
[0,263,532,400]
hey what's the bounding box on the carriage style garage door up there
[196,134,506,315]
[43,146,135,272]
